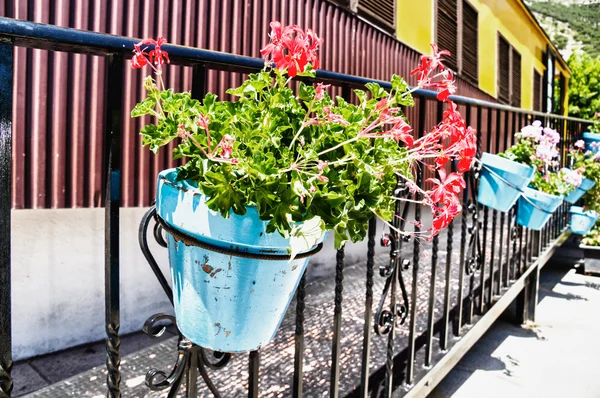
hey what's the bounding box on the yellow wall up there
[396,0,434,55]
[395,0,566,111]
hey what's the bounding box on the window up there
[358,0,395,29]
[498,36,510,103]
[511,49,521,107]
[437,0,458,71]
[497,35,521,106]
[436,0,478,83]
[462,1,478,83]
[533,70,542,112]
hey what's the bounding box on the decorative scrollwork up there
[0,360,13,398]
[105,323,121,398]
[374,182,411,336]
[465,164,483,276]
[139,206,233,398]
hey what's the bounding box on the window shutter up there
[511,49,521,107]
[462,1,478,83]
[497,35,510,104]
[533,70,542,112]
[437,0,458,71]
[359,0,395,28]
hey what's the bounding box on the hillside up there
[526,0,600,59]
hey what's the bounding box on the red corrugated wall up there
[2,0,496,209]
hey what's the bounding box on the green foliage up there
[529,169,574,197]
[529,1,600,58]
[132,68,415,251]
[566,53,600,119]
[570,147,600,212]
[582,223,600,246]
[554,34,568,51]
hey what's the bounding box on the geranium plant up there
[130,23,476,254]
[570,139,600,212]
[589,112,600,134]
[500,121,577,196]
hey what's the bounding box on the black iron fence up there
[0,17,592,398]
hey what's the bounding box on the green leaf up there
[365,82,388,99]
[131,96,157,117]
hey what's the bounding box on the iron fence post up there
[0,39,13,398]
[104,54,124,398]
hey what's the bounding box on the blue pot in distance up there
[478,152,535,212]
[564,178,596,204]
[583,132,600,154]
[570,206,598,235]
[516,187,563,231]
[156,168,325,352]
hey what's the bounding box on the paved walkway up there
[14,233,600,398]
[431,260,600,397]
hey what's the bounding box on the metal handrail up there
[0,16,590,123]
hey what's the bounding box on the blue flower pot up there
[570,206,598,235]
[478,152,535,212]
[516,187,563,230]
[564,178,595,204]
[583,132,600,154]
[156,168,324,352]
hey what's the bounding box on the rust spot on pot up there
[291,265,298,271]
[225,330,231,337]
[281,270,286,275]
[250,289,255,294]
[201,255,213,274]
[210,268,223,278]
[215,323,222,336]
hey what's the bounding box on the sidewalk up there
[431,252,600,397]
[13,235,600,397]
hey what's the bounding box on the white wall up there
[10,208,389,360]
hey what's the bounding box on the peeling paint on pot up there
[156,168,324,352]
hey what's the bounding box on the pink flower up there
[575,139,585,149]
[198,114,210,132]
[520,121,543,140]
[317,160,328,172]
[216,134,235,159]
[323,106,349,126]
[426,169,465,204]
[562,168,583,187]
[131,43,148,69]
[131,37,170,71]
[389,120,414,147]
[260,22,321,77]
[410,44,455,101]
[176,124,190,139]
[315,83,330,101]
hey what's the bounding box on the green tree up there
[567,53,600,119]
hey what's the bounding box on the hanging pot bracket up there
[138,205,233,398]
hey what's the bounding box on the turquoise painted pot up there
[156,168,324,352]
[564,178,595,204]
[516,187,563,231]
[583,132,600,154]
[570,206,598,235]
[478,152,535,212]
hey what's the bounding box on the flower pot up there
[570,206,598,235]
[477,152,535,212]
[583,132,600,154]
[156,168,324,352]
[564,178,596,204]
[516,187,563,230]
[580,244,600,275]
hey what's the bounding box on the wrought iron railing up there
[0,16,591,398]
